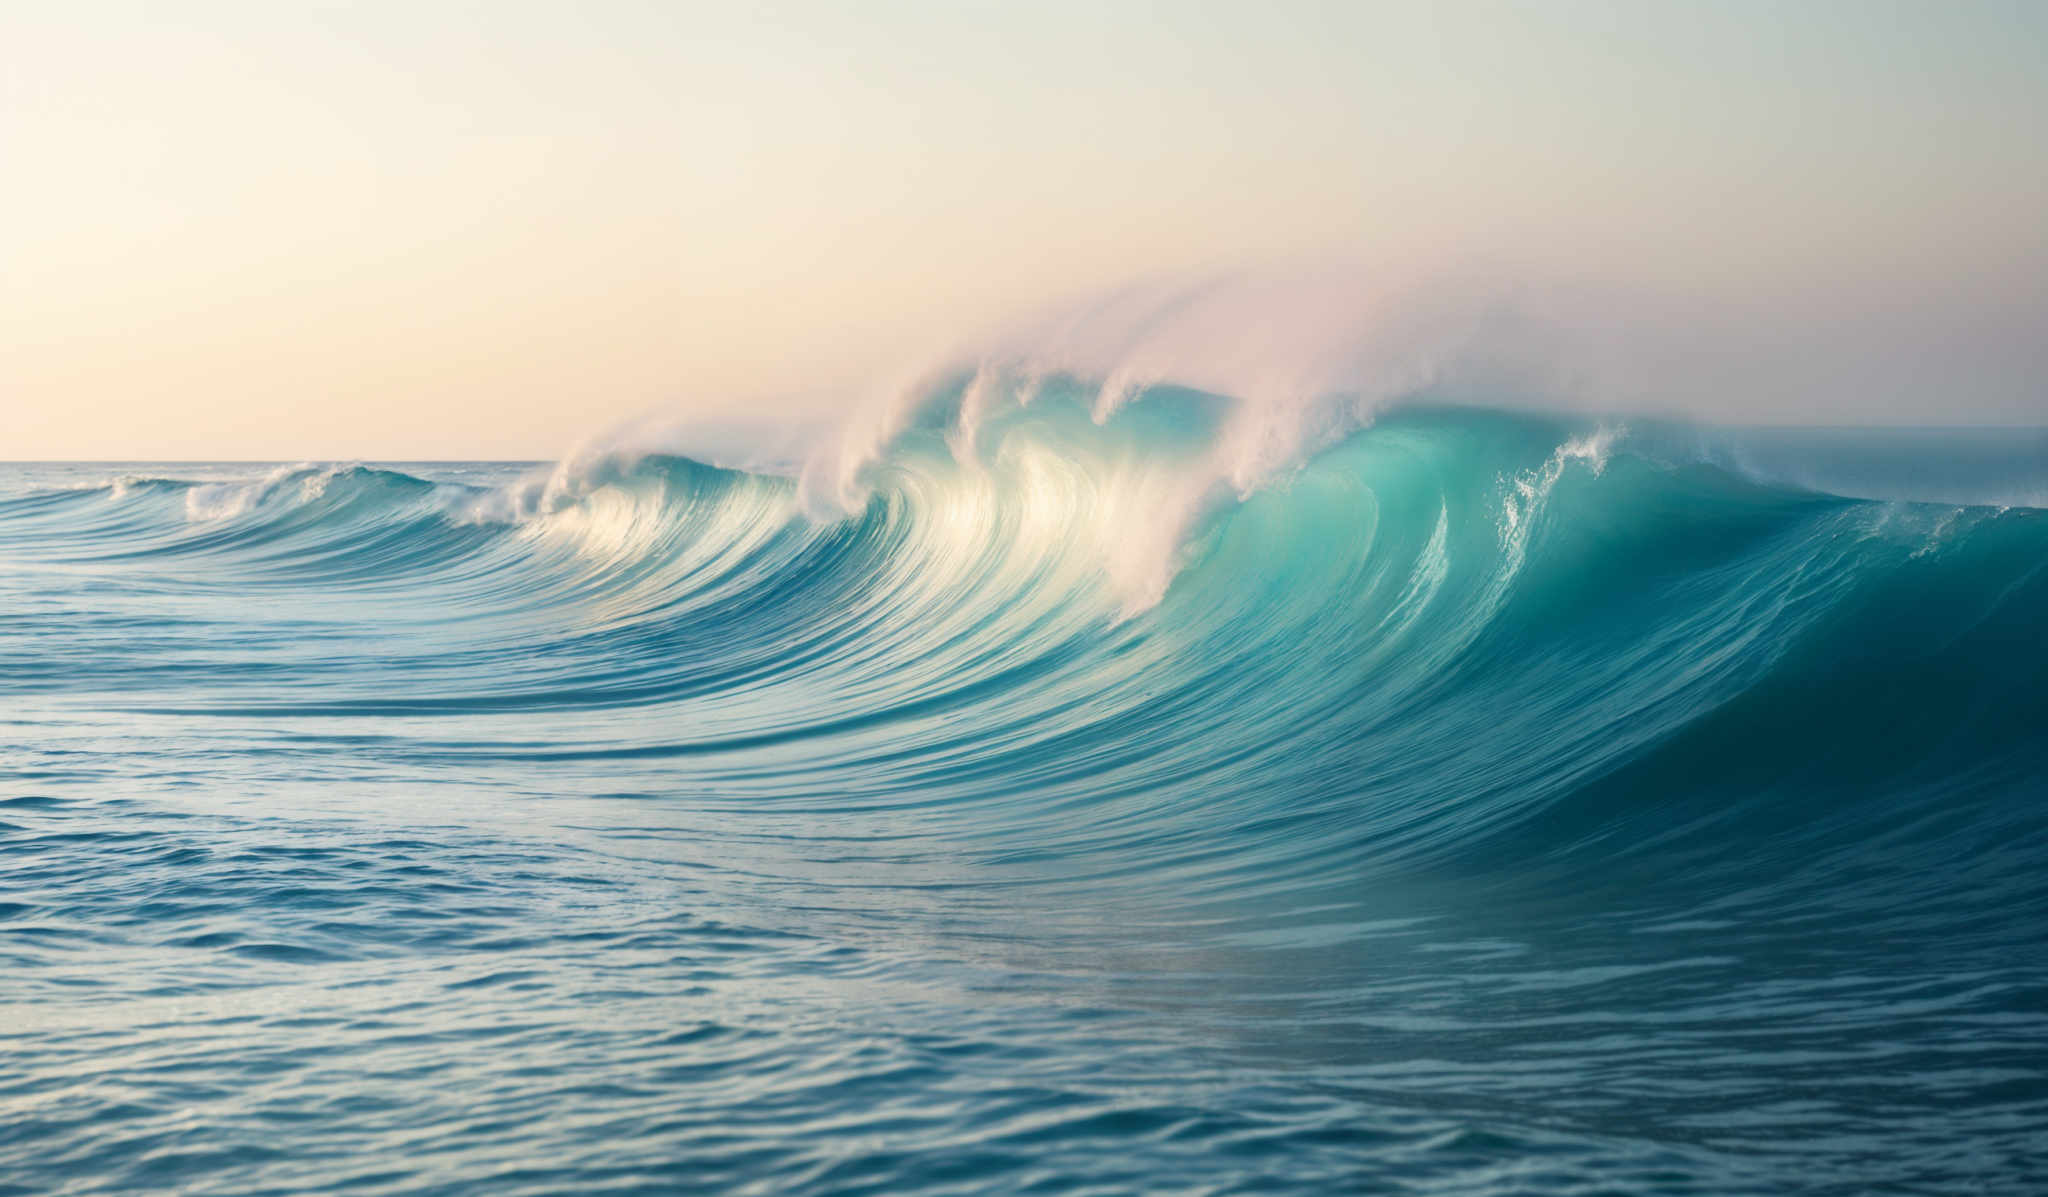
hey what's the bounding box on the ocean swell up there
[3,388,2046,1193]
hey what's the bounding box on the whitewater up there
[4,377,2047,1193]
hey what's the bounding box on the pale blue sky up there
[5,1,2045,456]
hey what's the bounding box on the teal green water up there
[3,395,2046,1194]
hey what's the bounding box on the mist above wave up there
[553,261,2042,524]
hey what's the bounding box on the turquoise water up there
[4,395,2046,1194]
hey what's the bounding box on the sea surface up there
[4,393,2047,1194]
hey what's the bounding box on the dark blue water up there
[4,398,2047,1194]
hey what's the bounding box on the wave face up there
[4,393,2047,1194]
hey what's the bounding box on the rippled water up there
[5,398,2047,1194]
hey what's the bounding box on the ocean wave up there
[5,393,2043,896]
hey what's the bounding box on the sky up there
[4,0,2046,459]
